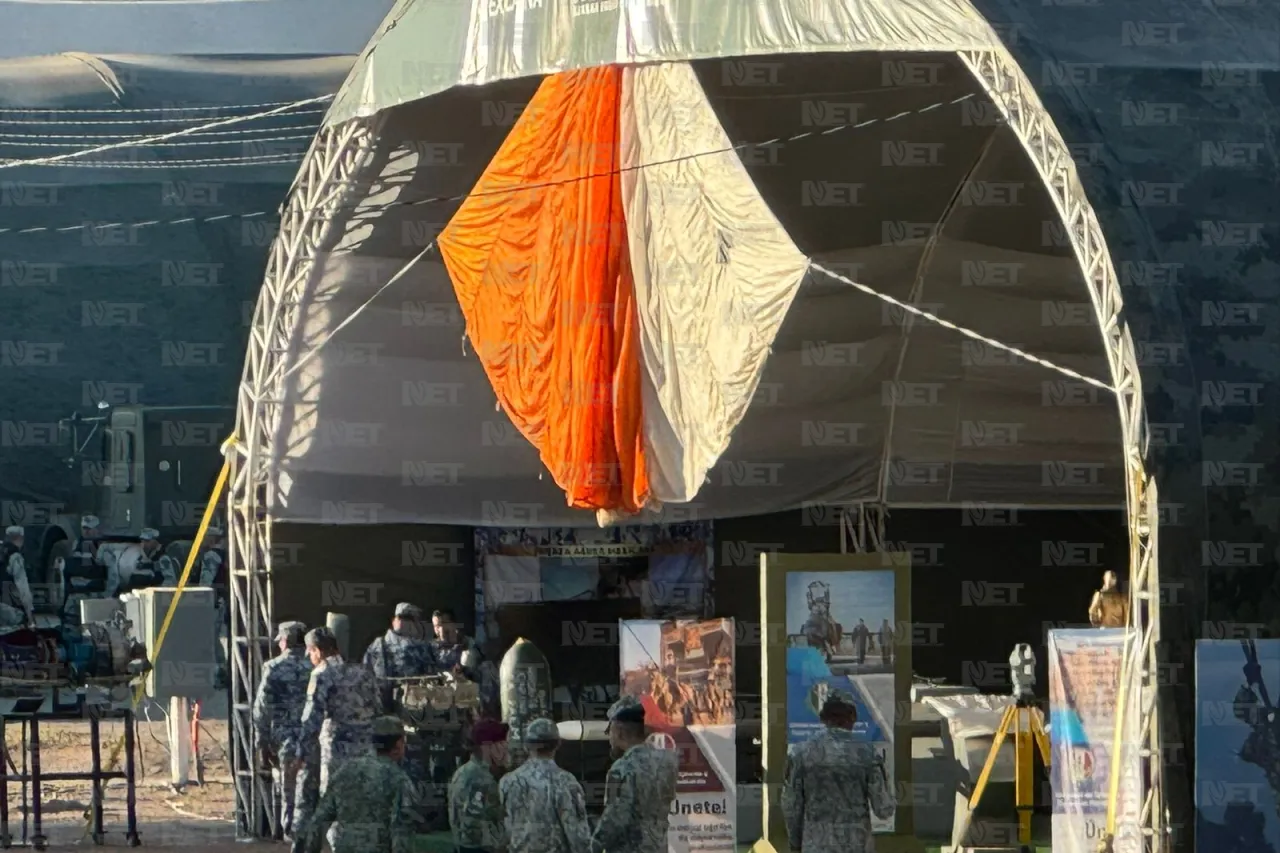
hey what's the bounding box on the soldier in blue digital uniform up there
[252,620,312,840]
[429,608,480,680]
[364,602,437,712]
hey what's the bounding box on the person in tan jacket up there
[1089,570,1129,628]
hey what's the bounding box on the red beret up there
[470,719,510,746]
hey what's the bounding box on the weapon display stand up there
[0,707,140,849]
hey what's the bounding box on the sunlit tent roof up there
[252,0,1137,527]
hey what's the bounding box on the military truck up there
[23,403,234,612]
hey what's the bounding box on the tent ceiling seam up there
[810,263,1114,393]
[874,131,1001,504]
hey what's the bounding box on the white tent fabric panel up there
[326,0,1002,126]
[620,62,809,504]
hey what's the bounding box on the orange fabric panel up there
[438,66,650,515]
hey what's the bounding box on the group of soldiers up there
[254,601,897,853]
[252,603,482,852]
[0,515,228,631]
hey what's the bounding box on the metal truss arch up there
[227,116,381,839]
[959,47,1164,852]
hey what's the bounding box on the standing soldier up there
[500,718,590,853]
[285,627,380,852]
[1,526,33,628]
[300,716,415,853]
[64,515,117,625]
[119,529,167,593]
[430,608,481,680]
[878,620,895,667]
[448,719,508,853]
[591,696,678,853]
[198,524,230,685]
[252,621,312,840]
[782,689,895,853]
[364,603,437,712]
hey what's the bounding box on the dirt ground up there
[7,713,239,851]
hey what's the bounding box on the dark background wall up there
[270,523,474,657]
[270,508,1127,693]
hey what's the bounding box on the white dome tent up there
[226,0,1163,844]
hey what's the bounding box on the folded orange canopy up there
[438,66,650,515]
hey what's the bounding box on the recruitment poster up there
[620,618,736,853]
[784,569,897,833]
[1047,629,1142,853]
[1195,639,1280,853]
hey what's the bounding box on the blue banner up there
[1196,639,1280,853]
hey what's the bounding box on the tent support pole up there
[958,48,1163,853]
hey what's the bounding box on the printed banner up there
[1195,639,1280,853]
[474,523,713,643]
[1047,629,1142,853]
[784,569,897,833]
[620,618,736,853]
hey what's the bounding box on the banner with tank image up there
[620,618,736,853]
[759,553,913,853]
[1195,638,1280,853]
[1047,629,1142,853]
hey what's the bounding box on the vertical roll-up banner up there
[620,618,737,853]
[1047,629,1143,853]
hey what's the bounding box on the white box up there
[123,587,218,703]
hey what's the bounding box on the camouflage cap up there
[81,515,100,529]
[394,602,423,618]
[274,621,306,643]
[4,526,22,538]
[820,688,858,715]
[304,626,336,648]
[373,716,405,739]
[139,528,160,541]
[524,717,560,744]
[606,695,646,726]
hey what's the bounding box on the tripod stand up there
[950,696,1052,853]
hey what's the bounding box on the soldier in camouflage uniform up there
[285,626,381,851]
[591,696,678,853]
[251,620,312,839]
[300,716,415,853]
[499,717,590,853]
[364,602,437,712]
[782,689,895,853]
[448,718,509,853]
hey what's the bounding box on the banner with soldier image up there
[620,618,736,853]
[783,569,897,834]
[1047,629,1142,853]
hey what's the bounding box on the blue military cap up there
[274,621,306,643]
[304,626,335,648]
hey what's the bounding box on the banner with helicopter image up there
[620,618,736,853]
[1047,629,1143,853]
